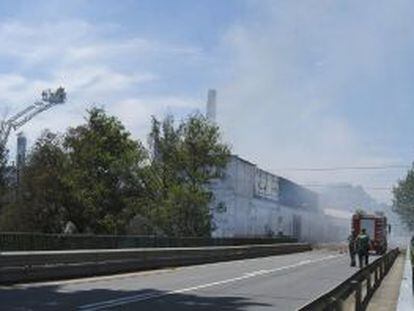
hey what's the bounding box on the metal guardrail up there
[0,232,296,251]
[298,248,400,311]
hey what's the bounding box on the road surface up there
[0,249,365,310]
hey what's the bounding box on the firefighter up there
[347,229,357,267]
[356,228,370,268]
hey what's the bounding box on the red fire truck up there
[352,213,388,255]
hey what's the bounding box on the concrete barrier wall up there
[0,243,311,285]
[397,245,414,310]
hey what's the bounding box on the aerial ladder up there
[0,87,67,150]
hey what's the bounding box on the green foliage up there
[146,114,231,237]
[0,108,230,237]
[20,131,69,232]
[0,144,8,212]
[0,131,70,232]
[0,144,7,192]
[393,166,414,230]
[178,114,230,184]
[63,108,148,234]
[0,202,38,232]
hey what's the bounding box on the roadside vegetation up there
[0,108,230,236]
[393,167,414,230]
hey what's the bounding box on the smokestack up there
[16,132,27,185]
[16,132,27,167]
[206,89,217,122]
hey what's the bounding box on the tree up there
[178,114,230,187]
[393,166,414,230]
[0,144,7,192]
[63,108,147,234]
[146,114,230,237]
[22,131,69,232]
[0,144,8,206]
[0,131,68,232]
[0,108,231,236]
[0,109,149,234]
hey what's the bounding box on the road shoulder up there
[366,253,405,311]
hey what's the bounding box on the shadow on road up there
[0,284,273,310]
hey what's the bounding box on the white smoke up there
[216,0,414,203]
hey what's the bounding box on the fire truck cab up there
[352,213,388,255]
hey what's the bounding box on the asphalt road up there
[0,250,366,311]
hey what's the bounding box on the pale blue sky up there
[1,0,414,202]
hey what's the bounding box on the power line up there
[302,184,392,191]
[274,164,410,172]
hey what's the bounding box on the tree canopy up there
[144,114,231,237]
[63,108,148,234]
[0,108,230,237]
[393,166,414,230]
[0,144,8,203]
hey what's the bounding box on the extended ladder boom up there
[0,87,66,148]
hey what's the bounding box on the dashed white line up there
[78,254,342,311]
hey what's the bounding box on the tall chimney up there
[16,132,27,185]
[206,89,217,122]
[16,132,27,167]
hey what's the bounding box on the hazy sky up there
[1,0,413,202]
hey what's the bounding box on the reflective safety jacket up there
[356,233,370,253]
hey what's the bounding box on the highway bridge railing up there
[0,243,311,285]
[0,232,296,251]
[298,248,400,311]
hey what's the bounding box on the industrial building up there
[208,155,348,242]
[205,90,348,243]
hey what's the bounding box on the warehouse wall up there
[209,155,348,242]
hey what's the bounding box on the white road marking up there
[78,254,343,311]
